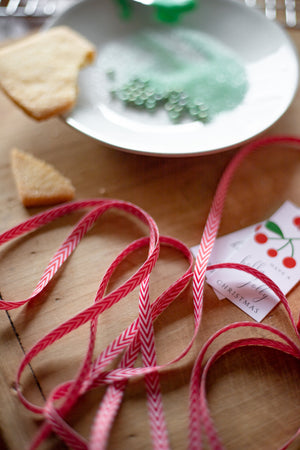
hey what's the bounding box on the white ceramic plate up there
[47,0,299,156]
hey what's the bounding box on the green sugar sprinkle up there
[110,79,209,123]
[101,27,248,124]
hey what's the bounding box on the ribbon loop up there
[0,136,299,449]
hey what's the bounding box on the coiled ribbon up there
[0,135,299,449]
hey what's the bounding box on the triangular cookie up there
[11,148,75,207]
[0,26,95,120]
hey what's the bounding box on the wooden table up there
[0,27,299,450]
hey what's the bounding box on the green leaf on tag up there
[265,221,284,238]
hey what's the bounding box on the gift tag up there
[193,201,300,321]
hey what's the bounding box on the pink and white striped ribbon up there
[0,135,299,449]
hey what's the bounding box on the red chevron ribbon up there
[189,135,300,450]
[0,136,299,449]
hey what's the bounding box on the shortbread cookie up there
[11,148,75,207]
[0,26,95,120]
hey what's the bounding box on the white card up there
[207,201,300,321]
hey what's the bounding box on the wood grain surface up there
[0,27,299,450]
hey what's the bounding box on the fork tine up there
[285,0,297,27]
[24,0,39,15]
[265,0,277,21]
[42,0,56,16]
[5,0,22,15]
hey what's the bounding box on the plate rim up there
[46,0,299,157]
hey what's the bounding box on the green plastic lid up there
[152,0,197,22]
[117,0,197,22]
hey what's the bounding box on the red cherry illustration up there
[267,248,277,257]
[293,216,300,228]
[255,233,268,244]
[283,256,296,268]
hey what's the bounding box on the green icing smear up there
[102,27,248,123]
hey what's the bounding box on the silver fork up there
[0,0,66,18]
[0,0,67,39]
[243,0,300,28]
